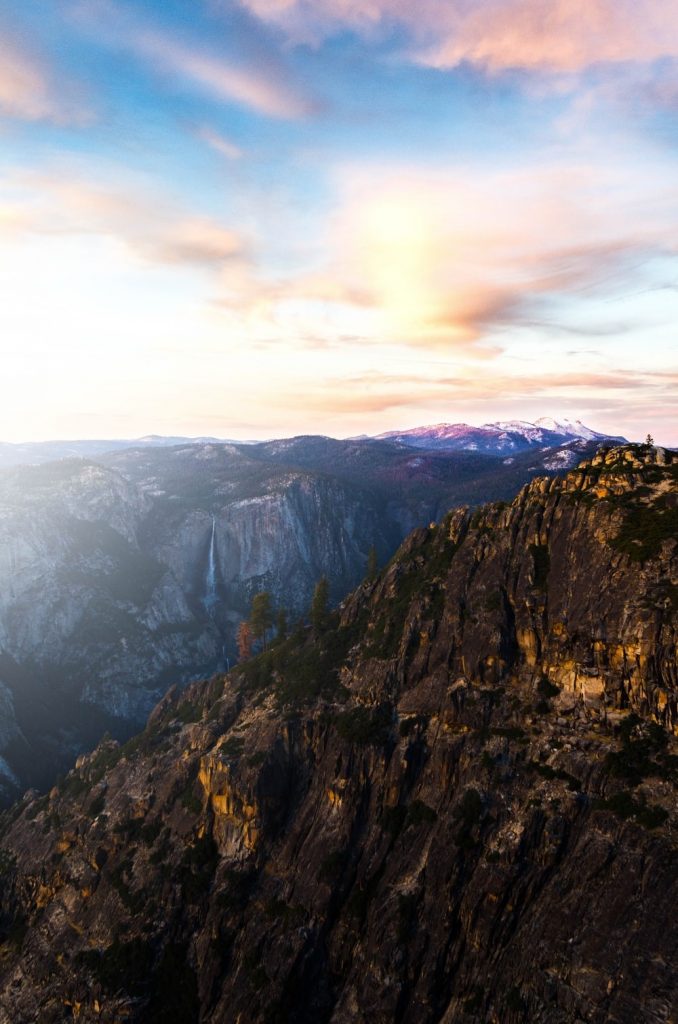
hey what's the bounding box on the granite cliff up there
[0,443,676,1024]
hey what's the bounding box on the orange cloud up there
[196,147,678,357]
[6,153,675,365]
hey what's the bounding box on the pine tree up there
[367,545,378,580]
[310,576,329,631]
[645,433,654,447]
[250,591,273,648]
[236,620,253,662]
[276,607,288,641]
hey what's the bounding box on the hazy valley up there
[0,423,616,800]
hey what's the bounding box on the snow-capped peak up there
[533,417,599,440]
[488,420,537,431]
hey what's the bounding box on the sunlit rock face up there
[0,444,675,1024]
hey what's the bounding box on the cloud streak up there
[273,367,678,416]
[420,0,677,75]
[69,0,316,119]
[13,151,673,365]
[0,171,247,268]
[194,125,243,160]
[130,30,313,119]
[0,34,89,124]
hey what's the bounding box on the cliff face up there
[0,445,676,1024]
[145,469,391,641]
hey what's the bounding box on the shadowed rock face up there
[0,444,675,1024]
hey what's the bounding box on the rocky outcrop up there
[0,444,675,1023]
[363,443,678,731]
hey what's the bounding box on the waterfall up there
[204,516,218,612]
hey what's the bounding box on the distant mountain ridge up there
[375,417,625,453]
[0,419,625,469]
[0,435,236,470]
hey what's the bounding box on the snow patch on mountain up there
[543,449,581,470]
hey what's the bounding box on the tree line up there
[236,545,379,662]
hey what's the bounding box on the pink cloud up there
[195,126,244,160]
[132,31,313,119]
[272,367,678,416]
[201,145,678,357]
[68,0,315,118]
[241,0,678,75]
[195,147,678,357]
[0,37,90,124]
[425,0,678,74]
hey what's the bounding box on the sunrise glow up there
[0,0,677,443]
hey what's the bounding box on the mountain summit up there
[376,418,624,453]
[532,416,602,439]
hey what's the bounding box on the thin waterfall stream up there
[204,515,218,613]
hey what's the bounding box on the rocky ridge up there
[0,443,676,1023]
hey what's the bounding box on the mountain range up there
[0,419,626,469]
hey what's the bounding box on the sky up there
[0,0,677,444]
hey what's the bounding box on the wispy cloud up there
[189,145,678,361]
[16,151,670,364]
[1,171,247,268]
[194,125,243,160]
[68,0,316,119]
[0,34,90,124]
[274,367,678,416]
[130,30,313,119]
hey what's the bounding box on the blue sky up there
[0,0,677,443]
